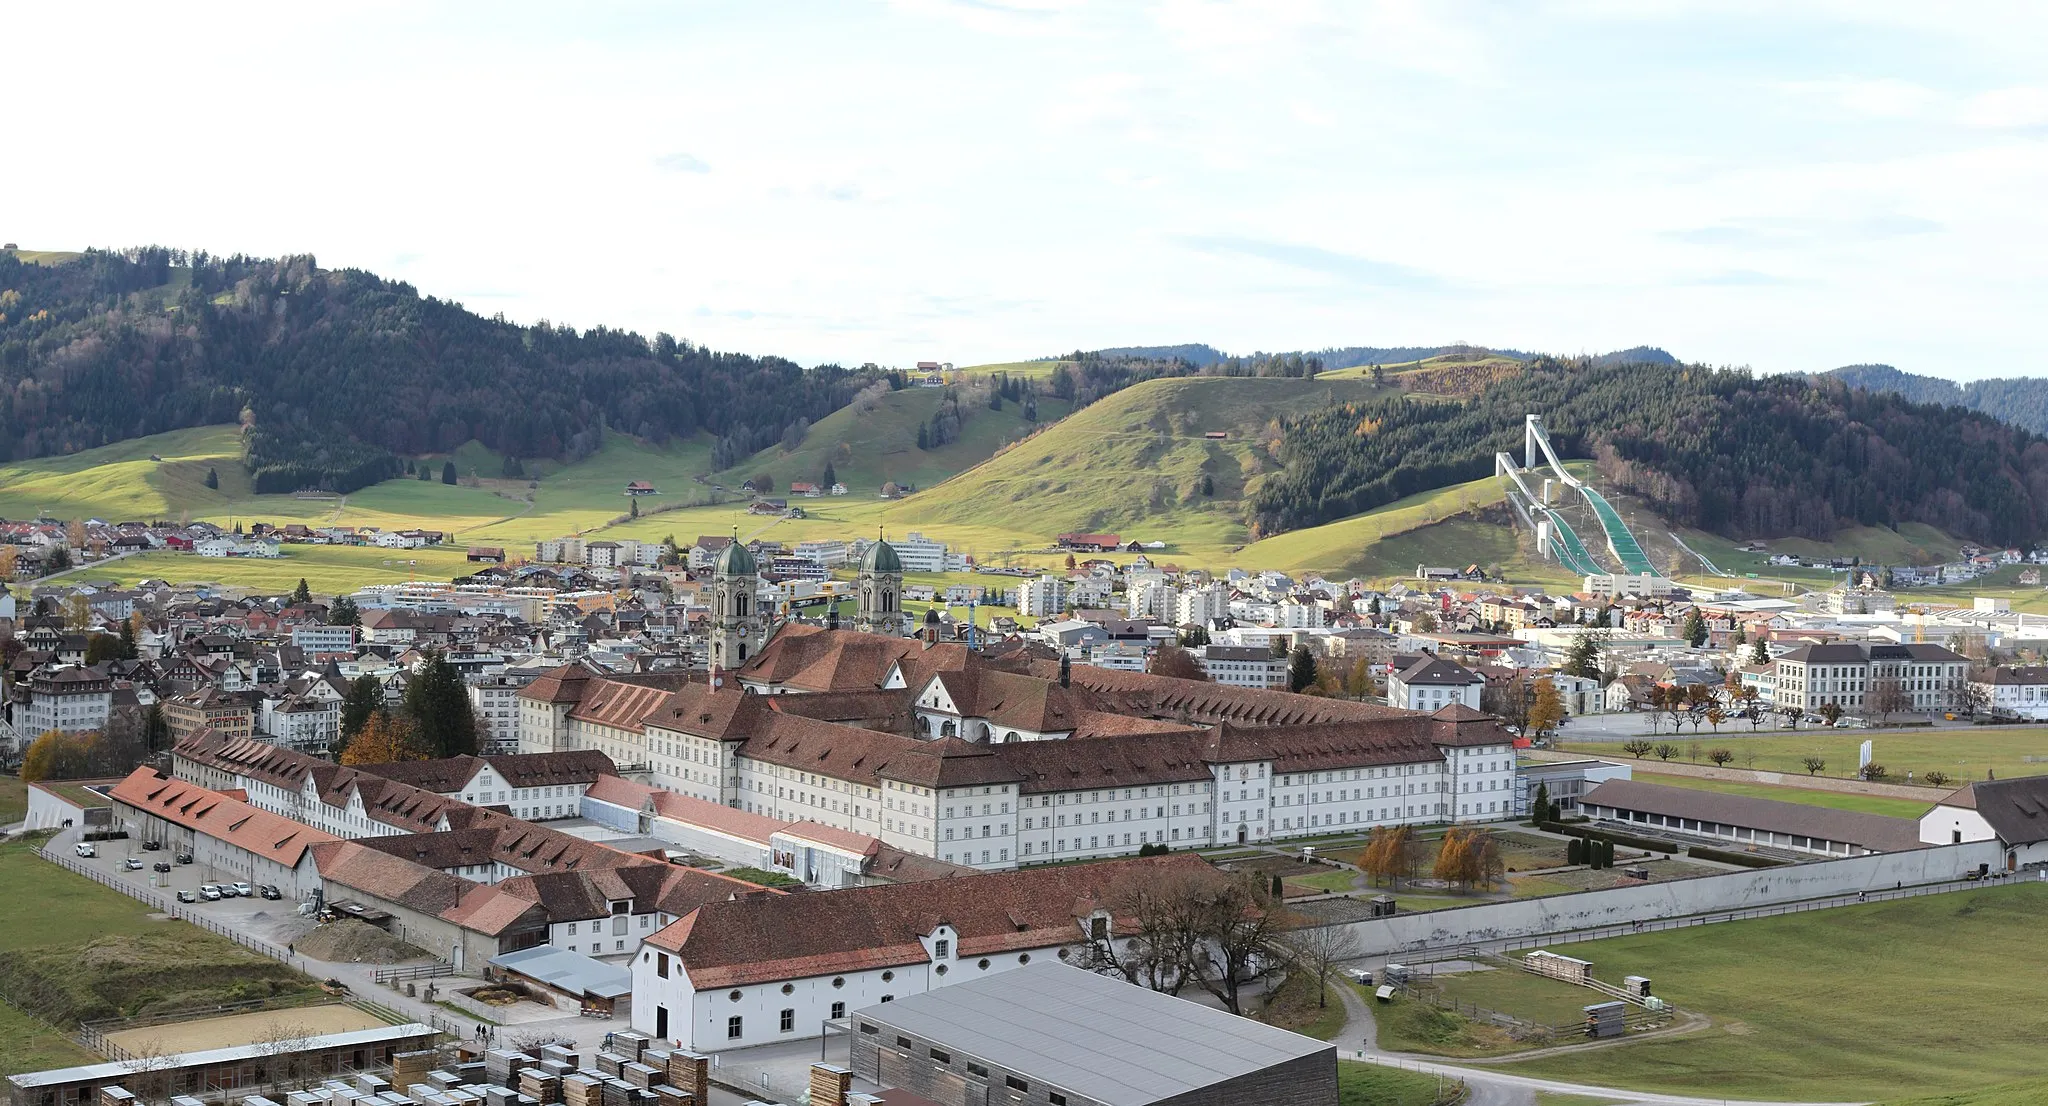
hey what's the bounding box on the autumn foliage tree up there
[1527,677,1566,736]
[1431,828,1504,891]
[1148,645,1208,682]
[338,711,429,766]
[20,730,93,781]
[1357,825,1415,887]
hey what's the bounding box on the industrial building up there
[845,962,1337,1106]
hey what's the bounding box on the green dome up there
[862,539,902,573]
[713,541,757,576]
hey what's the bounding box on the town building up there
[846,962,1338,1106]
[1386,655,1484,712]
[1920,777,2048,870]
[1197,644,1287,689]
[14,664,113,736]
[1771,642,1968,714]
[1971,665,2048,721]
[631,855,1211,1051]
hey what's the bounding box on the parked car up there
[175,852,194,864]
[231,882,254,897]
[200,884,223,901]
[259,885,282,900]
[176,890,197,904]
[122,858,144,871]
[74,842,97,858]
[142,840,162,851]
[152,862,171,874]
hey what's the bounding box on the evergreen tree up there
[1288,645,1318,693]
[1563,631,1604,679]
[1533,781,1551,824]
[630,496,639,518]
[822,461,835,488]
[329,596,360,627]
[1751,636,1770,665]
[1683,608,1709,648]
[204,467,219,490]
[340,674,384,741]
[441,460,457,485]
[116,617,138,660]
[404,649,479,758]
[292,578,312,604]
[418,467,431,481]
[916,424,930,450]
[1199,474,1214,497]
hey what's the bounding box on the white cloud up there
[0,2,2041,378]
[1963,86,2048,128]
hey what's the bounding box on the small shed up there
[489,945,632,1015]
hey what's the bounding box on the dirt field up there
[105,1003,386,1055]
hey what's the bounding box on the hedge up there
[1539,821,1679,854]
[1687,844,1789,868]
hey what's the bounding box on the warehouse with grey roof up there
[845,961,1336,1106]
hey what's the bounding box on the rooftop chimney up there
[1059,653,1071,688]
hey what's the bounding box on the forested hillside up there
[1825,364,2048,436]
[1252,358,2048,546]
[0,248,874,491]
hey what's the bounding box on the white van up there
[74,841,97,858]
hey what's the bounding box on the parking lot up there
[51,827,313,938]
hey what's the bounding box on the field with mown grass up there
[0,834,322,1072]
[1563,727,2048,787]
[711,384,1071,500]
[1336,1061,1464,1106]
[94,546,478,597]
[0,774,28,824]
[1493,884,2048,1101]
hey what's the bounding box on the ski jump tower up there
[1497,414,1656,578]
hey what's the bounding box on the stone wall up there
[1330,840,2003,957]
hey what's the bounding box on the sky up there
[7,1,2047,377]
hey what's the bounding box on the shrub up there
[1687,845,1789,868]
[1540,822,1679,854]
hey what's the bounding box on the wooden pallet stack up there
[561,1073,603,1106]
[516,1070,562,1106]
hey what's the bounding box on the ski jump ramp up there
[1501,414,1661,578]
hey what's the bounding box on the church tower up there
[710,538,763,674]
[857,536,904,636]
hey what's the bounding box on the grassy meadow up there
[1493,884,2048,1101]
[0,834,321,1072]
[1563,727,2048,787]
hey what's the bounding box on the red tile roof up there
[110,768,339,867]
[649,854,1217,987]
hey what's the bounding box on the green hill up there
[0,425,251,521]
[892,374,1393,548]
[712,385,1070,497]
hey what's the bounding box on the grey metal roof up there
[1581,779,1926,851]
[7,1024,439,1088]
[490,944,632,999]
[851,962,1331,1106]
